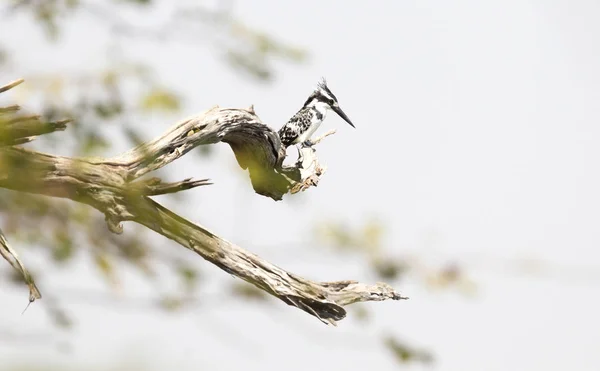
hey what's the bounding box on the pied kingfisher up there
[278,79,355,148]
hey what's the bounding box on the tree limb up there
[0,80,407,325]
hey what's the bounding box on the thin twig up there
[128,177,213,196]
[0,227,42,304]
[0,105,20,113]
[0,78,24,93]
[312,129,337,145]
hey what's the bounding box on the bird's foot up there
[301,139,314,148]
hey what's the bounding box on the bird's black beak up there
[332,106,356,128]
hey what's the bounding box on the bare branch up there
[0,79,406,324]
[312,129,337,145]
[0,78,24,93]
[112,106,322,200]
[0,105,21,114]
[0,227,42,303]
[0,117,71,146]
[128,177,213,196]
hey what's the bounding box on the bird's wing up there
[278,110,311,147]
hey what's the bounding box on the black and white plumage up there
[278,79,355,148]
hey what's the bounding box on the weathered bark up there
[0,79,407,325]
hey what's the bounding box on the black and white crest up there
[303,78,338,108]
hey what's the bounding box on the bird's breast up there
[296,119,322,143]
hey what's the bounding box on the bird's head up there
[303,78,355,128]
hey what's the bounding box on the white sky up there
[2,1,600,370]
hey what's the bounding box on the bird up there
[278,79,355,148]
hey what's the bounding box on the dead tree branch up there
[0,227,41,302]
[0,79,406,325]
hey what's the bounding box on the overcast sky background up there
[2,1,600,370]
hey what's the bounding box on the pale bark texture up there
[0,79,407,325]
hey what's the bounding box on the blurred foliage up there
[4,356,158,371]
[7,0,81,39]
[424,262,477,295]
[316,219,476,296]
[0,191,156,282]
[7,64,151,155]
[5,0,307,81]
[384,335,434,364]
[140,88,180,112]
[0,0,307,310]
[230,280,269,301]
[313,219,480,366]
